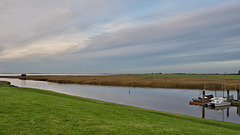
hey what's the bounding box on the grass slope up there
[0,83,240,134]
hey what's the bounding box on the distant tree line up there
[146,71,240,75]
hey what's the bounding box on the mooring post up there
[202,89,205,118]
[227,108,229,117]
[202,91,205,106]
[237,105,239,115]
[202,106,205,119]
[227,90,229,101]
[237,89,239,101]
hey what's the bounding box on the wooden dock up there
[189,89,240,107]
[231,101,240,106]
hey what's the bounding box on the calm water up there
[1,78,240,124]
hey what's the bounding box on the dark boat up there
[189,94,213,106]
[192,98,212,103]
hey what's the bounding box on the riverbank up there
[0,82,239,134]
[0,81,11,87]
[1,74,240,90]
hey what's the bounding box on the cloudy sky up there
[0,0,240,74]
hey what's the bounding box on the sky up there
[0,0,240,74]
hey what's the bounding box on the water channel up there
[1,78,240,124]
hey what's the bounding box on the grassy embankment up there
[0,81,240,134]
[2,74,240,90]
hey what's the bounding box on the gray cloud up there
[0,0,130,55]
[78,2,240,60]
[65,2,240,73]
[0,1,240,73]
[85,2,240,51]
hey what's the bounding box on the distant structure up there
[239,70,240,75]
[21,74,27,77]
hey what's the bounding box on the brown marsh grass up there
[2,74,239,90]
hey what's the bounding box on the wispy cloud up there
[0,0,239,73]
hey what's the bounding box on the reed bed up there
[2,74,240,90]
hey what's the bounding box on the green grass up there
[0,82,240,135]
[118,74,240,79]
[0,81,11,87]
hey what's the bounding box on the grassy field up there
[120,74,240,79]
[2,74,240,90]
[0,82,240,135]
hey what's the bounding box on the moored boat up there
[207,97,231,107]
[189,101,203,106]
[192,98,212,103]
[189,94,213,106]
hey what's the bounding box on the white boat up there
[207,97,231,107]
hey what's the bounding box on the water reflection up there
[208,106,229,122]
[202,106,205,118]
[200,105,240,122]
[227,108,229,117]
[237,105,240,116]
[21,80,26,86]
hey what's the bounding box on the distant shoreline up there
[1,74,240,91]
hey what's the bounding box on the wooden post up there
[237,89,239,101]
[202,91,205,119]
[202,106,205,119]
[202,91,205,106]
[237,105,239,115]
[223,72,226,97]
[227,90,229,101]
[222,82,224,97]
[227,108,229,117]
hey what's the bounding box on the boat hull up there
[189,101,203,106]
[207,102,231,107]
[192,99,211,103]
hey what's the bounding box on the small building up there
[21,74,27,77]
